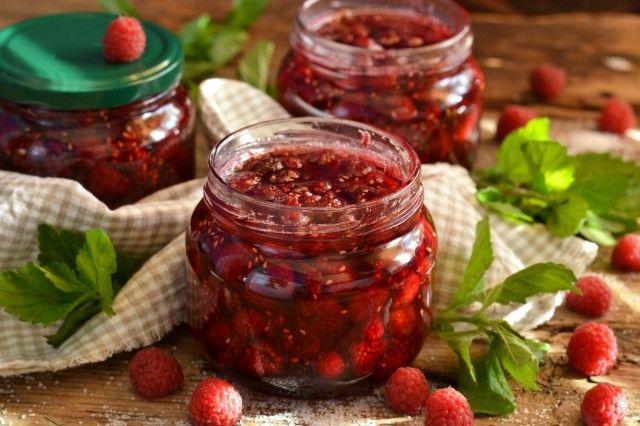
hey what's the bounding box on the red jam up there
[277,0,484,168]
[186,118,436,398]
[0,85,195,208]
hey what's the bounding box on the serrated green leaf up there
[498,117,551,184]
[458,339,516,415]
[36,262,89,294]
[225,0,269,29]
[437,324,480,382]
[0,264,88,325]
[209,29,249,68]
[523,338,550,363]
[100,0,139,17]
[449,217,493,309]
[75,230,117,315]
[485,201,535,224]
[46,300,102,347]
[238,40,275,92]
[37,224,85,266]
[579,223,617,246]
[179,15,215,59]
[493,263,577,305]
[547,195,589,237]
[522,140,575,194]
[495,326,539,391]
[476,187,502,204]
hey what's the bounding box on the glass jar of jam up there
[0,13,195,208]
[186,118,437,398]
[277,0,484,168]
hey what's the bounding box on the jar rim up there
[292,0,473,74]
[205,117,424,238]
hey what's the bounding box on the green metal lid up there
[0,12,183,110]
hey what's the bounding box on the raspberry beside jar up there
[277,0,484,169]
[186,118,437,398]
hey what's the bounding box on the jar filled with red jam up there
[277,0,484,168]
[186,118,437,397]
[0,13,195,208]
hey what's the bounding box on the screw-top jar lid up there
[0,12,183,110]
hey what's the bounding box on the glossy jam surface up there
[0,85,195,208]
[277,8,484,168]
[186,145,436,397]
[228,148,403,207]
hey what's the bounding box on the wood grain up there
[1,1,639,425]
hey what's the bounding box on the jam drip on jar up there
[277,7,484,168]
[186,146,436,397]
[227,148,404,207]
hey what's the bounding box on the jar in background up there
[277,0,484,168]
[0,13,195,208]
[186,118,437,398]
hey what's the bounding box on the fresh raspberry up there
[316,352,346,379]
[612,234,640,271]
[384,367,429,414]
[189,378,243,426]
[598,97,637,134]
[581,383,628,426]
[128,347,183,399]
[566,275,612,317]
[530,64,566,101]
[103,16,146,63]
[424,387,473,426]
[496,105,537,141]
[567,322,618,376]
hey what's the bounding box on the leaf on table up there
[495,326,540,391]
[100,0,140,17]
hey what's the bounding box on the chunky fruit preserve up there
[0,13,194,208]
[186,118,437,397]
[277,0,484,168]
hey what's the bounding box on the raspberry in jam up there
[186,118,437,398]
[0,13,195,208]
[277,0,484,168]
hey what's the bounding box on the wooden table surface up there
[1,1,639,425]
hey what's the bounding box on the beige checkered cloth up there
[0,78,598,376]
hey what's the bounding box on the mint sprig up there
[100,0,140,17]
[0,225,133,347]
[435,217,577,415]
[475,118,640,245]
[238,40,276,96]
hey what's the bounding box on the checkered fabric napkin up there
[0,78,598,376]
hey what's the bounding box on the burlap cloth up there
[0,79,604,376]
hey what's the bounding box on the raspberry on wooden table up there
[424,387,473,426]
[103,16,146,62]
[496,105,537,141]
[581,383,628,426]
[530,64,566,101]
[189,378,243,426]
[384,367,429,414]
[567,322,618,376]
[598,97,637,134]
[565,275,612,317]
[611,233,640,272]
[128,347,183,399]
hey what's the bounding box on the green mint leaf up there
[36,262,90,294]
[438,327,480,383]
[497,117,550,184]
[449,217,493,309]
[46,301,102,347]
[100,0,140,17]
[0,263,89,325]
[179,15,218,59]
[493,262,577,305]
[37,224,85,266]
[547,195,589,237]
[522,140,575,194]
[484,201,535,224]
[524,338,550,363]
[75,230,117,315]
[225,0,269,29]
[458,339,516,415]
[209,29,249,68]
[238,40,275,92]
[494,326,540,391]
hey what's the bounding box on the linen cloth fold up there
[0,78,597,376]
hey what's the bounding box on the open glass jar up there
[0,13,195,208]
[277,0,484,168]
[186,118,437,398]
